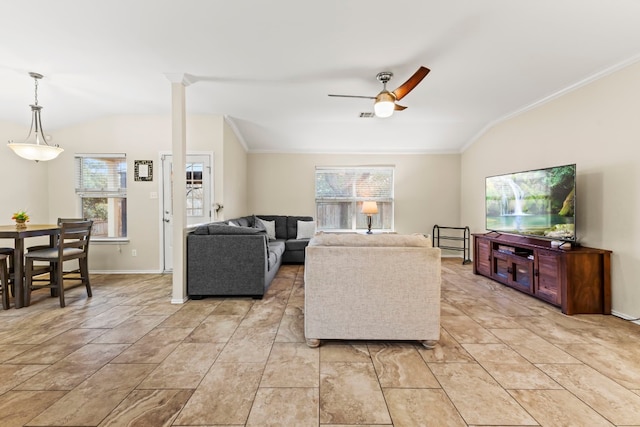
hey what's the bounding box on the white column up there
[167,74,191,304]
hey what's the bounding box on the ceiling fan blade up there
[391,66,430,101]
[394,104,407,111]
[328,94,376,99]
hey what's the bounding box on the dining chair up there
[24,220,93,308]
[0,254,9,309]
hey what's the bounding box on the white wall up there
[44,114,225,272]
[461,60,640,318]
[247,153,461,237]
[220,120,248,219]
[0,121,51,226]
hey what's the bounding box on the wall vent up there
[359,112,375,118]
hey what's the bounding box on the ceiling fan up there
[328,66,430,118]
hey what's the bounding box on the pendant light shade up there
[7,72,63,162]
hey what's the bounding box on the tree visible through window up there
[75,154,127,239]
[315,166,394,232]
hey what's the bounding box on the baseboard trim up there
[171,297,188,304]
[611,309,640,325]
[90,270,166,274]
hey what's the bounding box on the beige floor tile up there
[184,314,243,343]
[559,342,640,389]
[174,362,263,425]
[0,390,67,427]
[26,363,155,426]
[211,298,253,315]
[369,343,440,388]
[429,362,537,425]
[91,314,167,344]
[246,387,319,426]
[538,363,640,425]
[157,302,217,328]
[1,262,640,426]
[482,362,562,390]
[0,364,48,394]
[441,314,501,344]
[490,328,580,364]
[98,389,193,427]
[110,327,194,364]
[320,362,391,425]
[320,342,371,362]
[79,304,143,329]
[510,389,614,426]
[275,312,305,342]
[417,328,475,363]
[384,388,466,426]
[216,327,276,364]
[15,343,128,390]
[0,344,35,363]
[261,342,319,387]
[462,343,530,364]
[138,342,224,389]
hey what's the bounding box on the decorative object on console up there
[7,72,64,162]
[361,201,378,234]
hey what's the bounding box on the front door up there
[161,153,212,272]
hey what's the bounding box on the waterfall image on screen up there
[485,164,576,240]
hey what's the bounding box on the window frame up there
[315,166,395,233]
[74,153,128,242]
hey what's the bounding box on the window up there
[315,166,394,232]
[75,154,127,240]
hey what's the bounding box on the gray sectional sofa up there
[187,214,314,299]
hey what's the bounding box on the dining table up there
[0,224,60,308]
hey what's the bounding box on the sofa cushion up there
[309,232,431,247]
[257,215,287,239]
[236,216,253,227]
[268,240,286,258]
[205,224,266,235]
[296,220,316,239]
[285,238,310,252]
[286,216,314,239]
[257,218,276,240]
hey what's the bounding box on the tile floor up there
[0,258,639,426]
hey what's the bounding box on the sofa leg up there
[306,338,320,348]
[420,340,438,349]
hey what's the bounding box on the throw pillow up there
[296,220,316,239]
[228,221,238,227]
[258,218,276,240]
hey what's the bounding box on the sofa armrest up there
[187,234,269,296]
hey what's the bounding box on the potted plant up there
[12,210,30,229]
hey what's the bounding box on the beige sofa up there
[304,232,441,348]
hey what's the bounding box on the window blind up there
[75,153,127,197]
[315,166,394,200]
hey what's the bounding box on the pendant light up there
[7,72,63,162]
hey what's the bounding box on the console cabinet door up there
[475,238,491,276]
[536,250,561,305]
[510,257,534,294]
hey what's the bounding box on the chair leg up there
[80,258,92,298]
[24,258,33,307]
[56,263,65,308]
[0,257,9,310]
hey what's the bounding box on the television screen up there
[485,164,576,241]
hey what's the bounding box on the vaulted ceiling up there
[1,0,639,153]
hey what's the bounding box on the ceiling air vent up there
[359,112,375,118]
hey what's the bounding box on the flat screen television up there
[485,163,576,241]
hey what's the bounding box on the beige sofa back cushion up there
[309,232,431,248]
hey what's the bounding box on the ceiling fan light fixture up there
[7,72,63,162]
[374,91,395,118]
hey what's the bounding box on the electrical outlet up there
[131,249,137,257]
